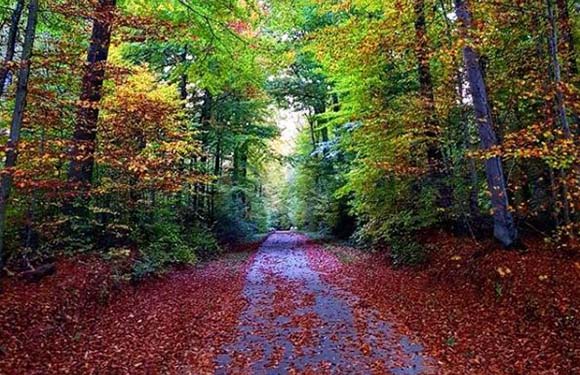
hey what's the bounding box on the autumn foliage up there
[0,0,579,373]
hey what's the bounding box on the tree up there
[454,0,518,247]
[0,0,24,97]
[0,0,39,270]
[413,0,451,208]
[67,0,117,200]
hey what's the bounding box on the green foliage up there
[132,220,197,280]
[389,236,427,267]
[185,227,222,260]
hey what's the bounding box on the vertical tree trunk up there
[307,113,317,150]
[556,0,579,128]
[0,0,25,98]
[314,103,328,144]
[414,0,452,208]
[546,0,572,225]
[0,0,39,271]
[546,0,572,138]
[239,143,248,217]
[67,0,116,194]
[209,135,221,221]
[414,0,436,123]
[454,0,518,247]
[233,142,249,217]
[197,90,212,218]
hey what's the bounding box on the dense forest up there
[0,0,578,373]
[0,0,578,273]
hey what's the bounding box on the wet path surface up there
[216,232,434,374]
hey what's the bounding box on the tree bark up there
[67,0,116,194]
[455,0,518,247]
[0,0,39,272]
[209,135,221,221]
[546,0,572,225]
[546,0,572,138]
[556,0,579,128]
[197,90,212,218]
[0,0,25,98]
[233,142,248,216]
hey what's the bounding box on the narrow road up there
[216,232,433,374]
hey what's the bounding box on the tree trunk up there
[0,0,25,98]
[67,0,116,194]
[307,113,317,150]
[210,135,221,220]
[314,103,328,144]
[455,0,518,247]
[414,0,452,208]
[0,0,39,272]
[233,142,249,217]
[197,90,212,218]
[556,0,579,128]
[546,0,572,224]
[546,0,572,138]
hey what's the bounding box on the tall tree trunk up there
[546,0,572,138]
[0,0,25,98]
[233,142,249,217]
[177,50,189,216]
[210,135,221,221]
[556,0,579,128]
[414,0,452,208]
[0,0,39,272]
[546,0,572,225]
[454,0,518,247]
[67,0,116,196]
[197,90,212,218]
[307,113,317,150]
[314,103,328,144]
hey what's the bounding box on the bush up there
[131,221,197,280]
[352,207,431,267]
[389,235,427,267]
[185,227,222,260]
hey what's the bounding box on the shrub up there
[131,221,197,280]
[185,227,222,260]
[389,235,427,267]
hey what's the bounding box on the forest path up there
[216,232,433,374]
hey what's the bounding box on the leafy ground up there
[306,232,580,374]
[0,232,578,374]
[0,245,258,373]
